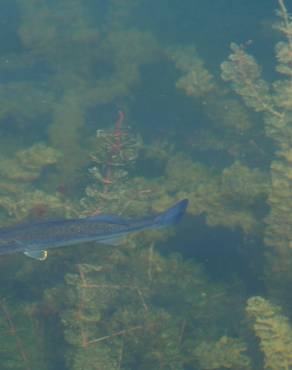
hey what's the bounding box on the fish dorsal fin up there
[87,214,128,225]
[23,250,48,261]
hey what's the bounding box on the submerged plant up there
[55,247,235,370]
[0,298,47,370]
[81,110,146,216]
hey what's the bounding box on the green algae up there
[1,1,292,369]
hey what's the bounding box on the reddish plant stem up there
[0,299,31,370]
[103,110,125,192]
[87,325,142,345]
[77,265,89,348]
[112,110,125,153]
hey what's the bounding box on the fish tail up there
[154,199,188,227]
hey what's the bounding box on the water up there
[0,1,291,369]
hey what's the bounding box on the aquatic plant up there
[220,161,269,206]
[246,296,292,370]
[220,0,292,296]
[2,1,292,370]
[0,0,159,188]
[169,45,255,139]
[168,46,215,98]
[194,336,251,369]
[0,298,47,370]
[81,111,146,216]
[55,247,234,370]
[0,143,74,225]
[159,153,267,233]
[221,1,291,234]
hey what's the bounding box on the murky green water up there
[0,1,291,369]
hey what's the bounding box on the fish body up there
[0,199,188,260]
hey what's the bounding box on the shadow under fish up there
[0,199,188,261]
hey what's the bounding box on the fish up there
[0,199,188,260]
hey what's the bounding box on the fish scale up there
[0,199,188,260]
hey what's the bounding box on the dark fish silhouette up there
[0,199,188,260]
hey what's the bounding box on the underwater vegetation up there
[1,0,292,369]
